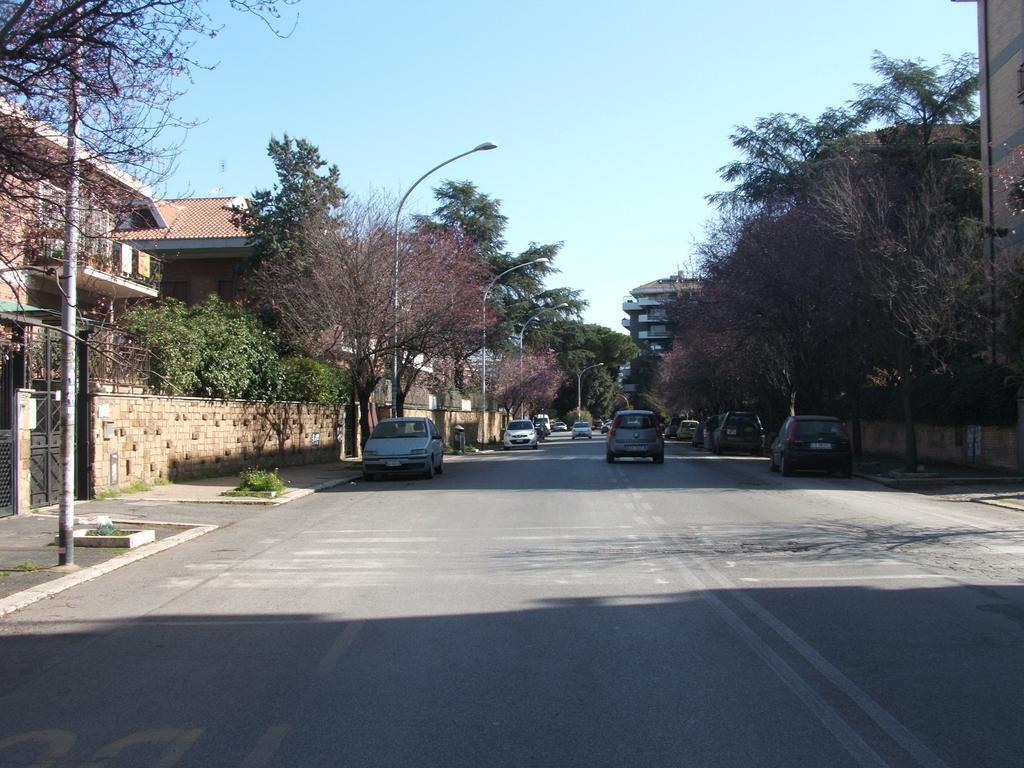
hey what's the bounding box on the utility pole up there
[59,67,81,565]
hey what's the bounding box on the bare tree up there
[815,156,986,469]
[489,349,563,418]
[250,196,489,449]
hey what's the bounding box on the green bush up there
[280,356,349,404]
[123,296,283,401]
[859,360,1018,426]
[238,467,285,494]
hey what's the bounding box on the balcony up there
[25,239,161,300]
[638,329,672,340]
[622,297,663,312]
[621,318,632,330]
[637,313,668,323]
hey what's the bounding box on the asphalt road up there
[1,434,1022,767]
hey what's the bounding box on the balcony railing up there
[24,237,162,298]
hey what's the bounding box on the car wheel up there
[769,453,778,472]
[654,452,664,464]
[532,443,538,450]
[436,455,444,475]
[750,447,761,456]
[362,471,375,482]
[423,459,434,480]
[781,453,793,477]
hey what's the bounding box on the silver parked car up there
[503,419,539,450]
[571,421,593,439]
[606,409,664,463]
[362,417,444,480]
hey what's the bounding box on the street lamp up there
[392,141,497,417]
[480,257,550,439]
[576,363,604,423]
[516,302,569,352]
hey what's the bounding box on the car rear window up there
[618,414,656,429]
[726,414,761,429]
[508,420,534,430]
[794,420,847,439]
[573,422,589,428]
[372,420,427,438]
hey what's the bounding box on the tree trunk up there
[357,390,372,450]
[898,342,918,472]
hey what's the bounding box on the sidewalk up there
[0,460,362,616]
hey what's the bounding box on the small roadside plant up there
[86,522,131,537]
[225,467,287,497]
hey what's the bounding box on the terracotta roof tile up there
[119,196,247,240]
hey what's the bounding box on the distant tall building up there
[620,272,699,394]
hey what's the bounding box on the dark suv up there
[712,411,764,455]
[606,410,664,463]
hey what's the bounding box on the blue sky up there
[164,1,980,332]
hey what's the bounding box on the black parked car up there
[769,415,853,477]
[713,411,765,455]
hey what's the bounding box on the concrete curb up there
[0,523,217,618]
[852,471,1024,490]
[110,470,364,506]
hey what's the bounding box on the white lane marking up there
[700,561,951,768]
[738,574,949,583]
[652,515,666,525]
[662,549,889,768]
[316,621,365,676]
[741,573,946,585]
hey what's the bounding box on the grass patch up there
[13,561,42,572]
[94,480,153,500]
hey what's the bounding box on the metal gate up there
[0,349,16,518]
[28,326,63,508]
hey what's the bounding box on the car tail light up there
[609,416,621,439]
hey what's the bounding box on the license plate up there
[809,442,832,450]
[727,428,737,435]
[385,460,402,467]
[626,444,646,450]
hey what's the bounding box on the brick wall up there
[88,394,345,495]
[860,420,1018,471]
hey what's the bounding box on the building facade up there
[620,272,699,394]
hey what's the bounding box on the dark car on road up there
[702,413,724,452]
[692,420,707,449]
[606,410,664,463]
[769,415,853,477]
[664,415,683,439]
[713,411,764,455]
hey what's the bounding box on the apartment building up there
[620,272,699,393]
[957,0,1024,363]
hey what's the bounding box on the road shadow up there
[1,582,1022,766]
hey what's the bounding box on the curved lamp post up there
[514,302,568,417]
[480,257,550,438]
[516,302,569,352]
[392,141,497,417]
[576,362,604,423]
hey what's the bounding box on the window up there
[217,280,236,301]
[162,281,190,302]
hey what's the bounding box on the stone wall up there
[392,406,509,446]
[88,394,345,496]
[860,420,1018,471]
